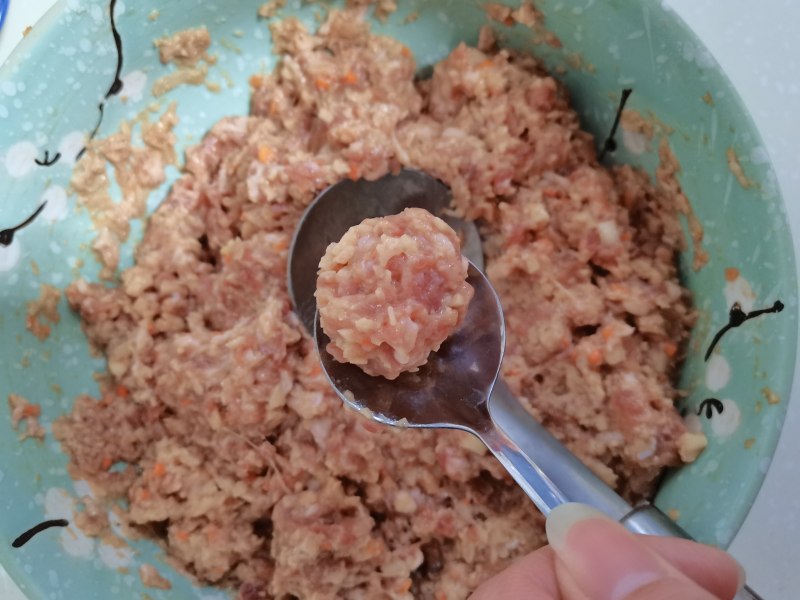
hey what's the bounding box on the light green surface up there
[0,1,795,598]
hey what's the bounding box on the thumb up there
[620,578,718,600]
[546,503,717,600]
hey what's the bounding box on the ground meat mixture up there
[258,0,287,19]
[8,393,45,441]
[71,106,178,279]
[54,11,700,600]
[73,495,111,537]
[25,283,61,341]
[317,208,473,380]
[152,27,216,98]
[155,27,212,68]
[139,563,173,590]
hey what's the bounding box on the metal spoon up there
[288,167,659,517]
[287,169,651,518]
[288,169,764,597]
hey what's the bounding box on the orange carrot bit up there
[314,77,331,91]
[22,403,42,418]
[100,455,113,471]
[724,267,740,282]
[174,530,190,542]
[116,385,129,398]
[348,162,361,181]
[621,230,633,242]
[663,341,678,358]
[609,283,626,295]
[268,98,280,115]
[341,70,358,85]
[478,58,494,69]
[363,538,383,557]
[600,326,615,341]
[401,46,412,58]
[396,579,413,594]
[271,237,289,252]
[205,525,221,542]
[137,488,151,502]
[258,145,273,164]
[179,398,192,407]
[248,74,264,88]
[434,591,448,600]
[308,361,322,376]
[587,348,603,367]
[152,462,167,478]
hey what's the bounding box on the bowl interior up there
[0,1,796,598]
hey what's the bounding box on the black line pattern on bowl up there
[36,0,124,166]
[34,150,61,167]
[0,202,47,247]
[11,519,69,548]
[599,88,633,161]
[76,0,124,160]
[697,398,724,419]
[705,300,784,361]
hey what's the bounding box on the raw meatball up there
[316,207,474,379]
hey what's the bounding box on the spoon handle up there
[479,425,567,516]
[487,378,632,520]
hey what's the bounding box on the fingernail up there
[546,503,665,600]
[735,560,747,592]
[546,503,610,553]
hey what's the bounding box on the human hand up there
[471,503,745,600]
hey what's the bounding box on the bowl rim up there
[0,0,797,598]
[644,2,798,540]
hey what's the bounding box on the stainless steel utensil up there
[288,169,761,599]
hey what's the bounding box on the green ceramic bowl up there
[0,1,796,598]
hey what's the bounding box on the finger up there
[546,503,723,600]
[619,577,718,600]
[470,545,560,600]
[640,535,744,599]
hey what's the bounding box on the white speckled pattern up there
[663,3,800,597]
[1,1,798,598]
